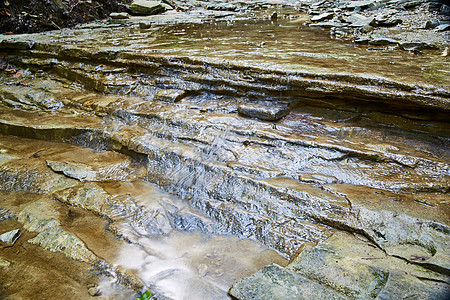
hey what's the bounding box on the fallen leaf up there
[5,68,16,74]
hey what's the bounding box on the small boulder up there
[238,102,290,121]
[130,0,166,16]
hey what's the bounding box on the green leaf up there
[138,290,152,300]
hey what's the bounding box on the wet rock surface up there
[0,1,449,300]
[238,102,291,121]
[302,0,449,52]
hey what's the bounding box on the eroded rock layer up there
[0,5,449,300]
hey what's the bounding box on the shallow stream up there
[0,9,449,300]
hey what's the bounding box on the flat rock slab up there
[344,13,375,27]
[28,226,98,264]
[110,12,130,19]
[287,231,450,299]
[237,102,290,121]
[230,263,347,300]
[130,0,166,16]
[311,12,334,22]
[153,89,186,102]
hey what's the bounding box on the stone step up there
[230,263,348,300]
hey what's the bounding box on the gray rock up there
[110,12,130,19]
[399,42,425,51]
[425,20,440,29]
[376,17,402,27]
[238,102,290,121]
[230,263,347,300]
[0,229,21,246]
[46,155,137,182]
[289,241,389,298]
[0,209,15,221]
[311,12,334,22]
[360,24,374,33]
[425,20,450,29]
[28,226,98,264]
[350,207,450,273]
[435,24,450,32]
[346,1,378,10]
[130,0,166,16]
[377,271,450,300]
[47,160,97,182]
[206,3,237,11]
[353,36,370,44]
[343,13,375,27]
[310,21,342,28]
[441,4,450,15]
[288,231,450,299]
[18,200,60,232]
[368,37,399,45]
[403,1,423,9]
[138,21,152,29]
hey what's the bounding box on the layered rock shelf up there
[0,1,449,299]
